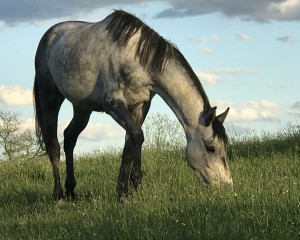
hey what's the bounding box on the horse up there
[33,10,233,201]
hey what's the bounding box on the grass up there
[0,119,300,239]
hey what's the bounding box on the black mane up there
[106,10,173,73]
[106,10,227,144]
[107,11,210,101]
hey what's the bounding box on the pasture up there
[0,116,300,239]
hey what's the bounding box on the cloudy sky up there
[0,0,299,152]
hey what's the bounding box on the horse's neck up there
[154,60,207,133]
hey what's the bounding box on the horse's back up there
[40,19,109,60]
[36,13,152,112]
[36,19,113,110]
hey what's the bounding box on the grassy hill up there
[0,117,300,239]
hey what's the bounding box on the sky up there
[0,0,299,153]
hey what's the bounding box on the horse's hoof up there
[116,190,129,203]
[65,191,76,200]
[53,188,65,201]
[130,172,143,191]
[130,178,141,191]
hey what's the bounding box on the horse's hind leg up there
[45,109,64,200]
[40,87,65,200]
[63,107,91,199]
[34,63,65,200]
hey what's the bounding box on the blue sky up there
[0,1,299,153]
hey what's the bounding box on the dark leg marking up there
[106,100,145,202]
[106,98,152,202]
[64,107,91,199]
[42,93,65,200]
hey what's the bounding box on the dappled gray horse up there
[33,10,232,201]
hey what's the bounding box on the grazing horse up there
[33,10,233,201]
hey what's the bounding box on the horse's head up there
[186,107,233,188]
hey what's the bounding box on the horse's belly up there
[58,76,105,111]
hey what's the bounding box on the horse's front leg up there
[117,134,134,200]
[118,133,143,200]
[106,100,144,202]
[129,101,152,191]
[130,138,143,191]
[118,131,144,202]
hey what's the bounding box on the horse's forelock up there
[212,119,228,147]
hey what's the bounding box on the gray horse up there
[33,10,232,201]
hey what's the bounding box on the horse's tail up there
[33,73,46,151]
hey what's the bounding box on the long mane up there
[106,10,210,103]
[106,11,226,143]
[106,10,173,73]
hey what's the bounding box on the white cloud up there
[14,117,124,144]
[288,101,300,116]
[213,68,250,74]
[0,85,32,106]
[196,67,251,85]
[201,47,213,54]
[248,100,277,110]
[82,122,125,141]
[58,121,125,142]
[196,71,220,85]
[236,33,250,41]
[211,35,220,43]
[269,0,300,14]
[188,35,220,44]
[187,36,207,43]
[212,99,279,123]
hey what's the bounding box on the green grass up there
[0,123,300,239]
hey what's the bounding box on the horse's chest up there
[101,61,151,105]
[123,86,151,106]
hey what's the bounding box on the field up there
[0,116,300,240]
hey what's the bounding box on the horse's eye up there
[206,146,215,153]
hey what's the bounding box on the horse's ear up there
[204,107,217,126]
[217,107,230,124]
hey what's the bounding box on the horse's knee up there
[63,129,76,152]
[130,129,144,146]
